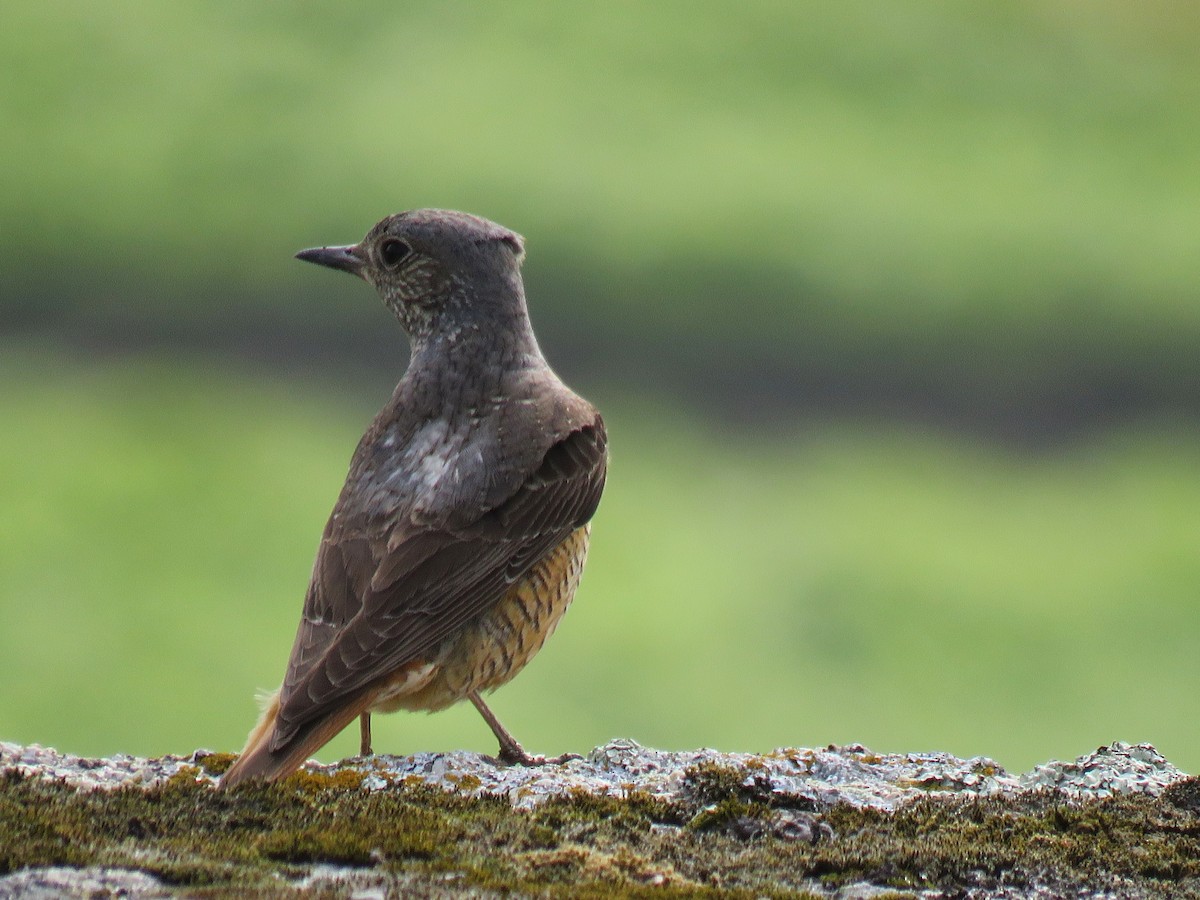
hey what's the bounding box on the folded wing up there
[268,417,607,752]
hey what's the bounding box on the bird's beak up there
[295,244,368,280]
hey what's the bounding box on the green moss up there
[684,761,757,805]
[3,769,1200,897]
[686,799,769,833]
[453,772,482,791]
[193,753,237,777]
[1164,776,1200,815]
[282,767,367,794]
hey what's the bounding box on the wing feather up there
[268,416,606,750]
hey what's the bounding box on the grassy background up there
[6,0,1200,416]
[2,349,1198,773]
[3,0,1200,774]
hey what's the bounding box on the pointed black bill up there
[295,244,367,279]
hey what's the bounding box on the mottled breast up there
[369,524,591,714]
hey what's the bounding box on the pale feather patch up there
[381,419,457,500]
[370,661,439,712]
[237,686,282,758]
[414,448,453,492]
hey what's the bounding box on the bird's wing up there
[268,416,606,751]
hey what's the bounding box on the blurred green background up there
[3,1,1199,775]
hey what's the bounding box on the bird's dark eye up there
[379,238,411,268]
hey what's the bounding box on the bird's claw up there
[494,746,581,767]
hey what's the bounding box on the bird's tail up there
[219,687,374,788]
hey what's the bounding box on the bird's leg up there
[359,712,373,756]
[468,691,579,766]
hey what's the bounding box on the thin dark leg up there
[468,691,578,766]
[359,712,373,756]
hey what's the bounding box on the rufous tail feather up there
[219,688,375,788]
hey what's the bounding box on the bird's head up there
[296,209,528,339]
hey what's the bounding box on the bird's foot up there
[494,743,581,767]
[468,690,578,766]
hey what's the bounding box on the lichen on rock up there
[1,739,1198,898]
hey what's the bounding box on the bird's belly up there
[370,524,590,714]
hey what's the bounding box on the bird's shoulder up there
[287,369,605,686]
[326,365,603,544]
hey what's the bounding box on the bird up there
[219,209,607,787]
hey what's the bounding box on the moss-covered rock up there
[2,741,1199,897]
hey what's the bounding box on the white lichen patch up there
[0,742,212,792]
[1021,741,1183,798]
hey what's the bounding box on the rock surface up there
[0,738,1185,806]
[0,739,1195,899]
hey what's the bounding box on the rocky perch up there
[2,739,1199,898]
